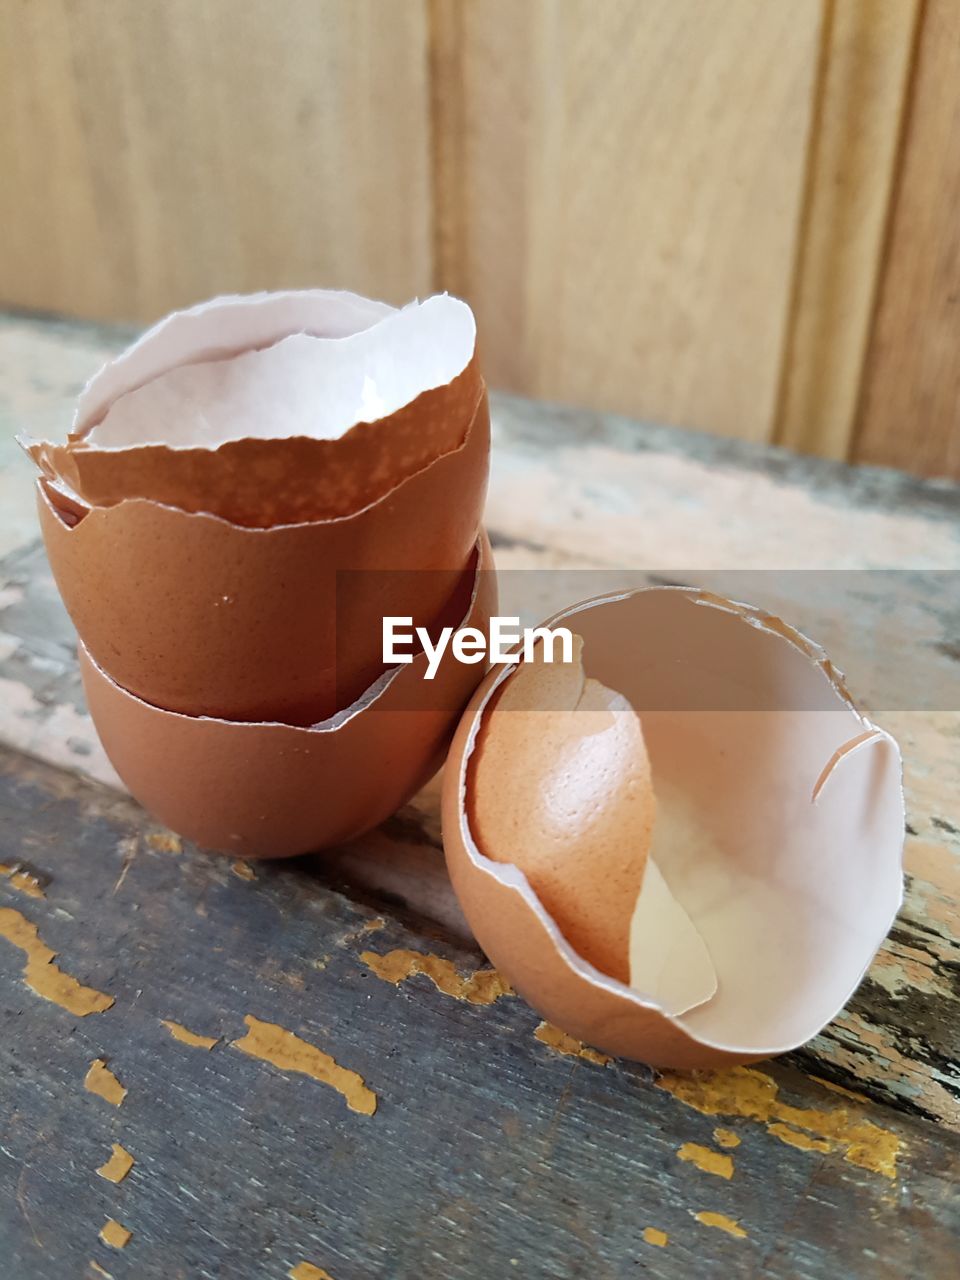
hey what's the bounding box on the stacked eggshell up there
[441,589,905,1067]
[22,290,496,859]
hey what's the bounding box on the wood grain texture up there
[854,0,960,480]
[432,0,824,442]
[0,0,432,321]
[1,312,959,1275]
[0,748,959,1280]
[774,0,921,460]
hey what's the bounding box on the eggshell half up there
[442,588,904,1068]
[25,292,480,527]
[38,387,489,724]
[80,534,496,859]
[33,359,482,528]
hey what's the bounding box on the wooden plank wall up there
[0,1,434,314]
[853,0,960,479]
[0,0,955,478]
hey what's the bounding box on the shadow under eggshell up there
[442,588,904,1068]
[80,534,497,860]
[39,390,490,725]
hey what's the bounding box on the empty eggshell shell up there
[442,587,904,1068]
[79,534,496,859]
[34,361,482,528]
[470,635,656,984]
[37,386,489,725]
[25,292,480,526]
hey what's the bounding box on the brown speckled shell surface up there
[81,534,496,859]
[40,390,489,724]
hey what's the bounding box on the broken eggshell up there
[470,636,658,985]
[441,587,904,1069]
[79,534,496,860]
[36,383,489,725]
[26,291,481,527]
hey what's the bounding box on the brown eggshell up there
[442,588,904,1068]
[32,359,482,528]
[25,292,481,529]
[38,389,489,725]
[470,637,655,983]
[80,534,496,859]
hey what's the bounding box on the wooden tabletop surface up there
[0,310,958,1279]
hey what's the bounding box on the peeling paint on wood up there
[160,1019,219,1050]
[766,1122,833,1154]
[677,1143,734,1179]
[84,1059,127,1107]
[0,747,955,1277]
[533,1022,612,1067]
[360,948,512,1005]
[642,1228,668,1248]
[0,862,46,898]
[0,906,113,1015]
[98,1219,131,1250]
[290,1264,335,1280]
[694,1212,747,1240]
[96,1144,134,1185]
[657,1065,901,1179]
[713,1128,741,1149]
[231,1015,376,1117]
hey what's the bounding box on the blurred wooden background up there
[0,0,957,478]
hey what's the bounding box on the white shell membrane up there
[63,290,474,450]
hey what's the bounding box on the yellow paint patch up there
[0,907,114,1016]
[161,1019,219,1050]
[534,1022,611,1066]
[0,864,46,899]
[656,1065,901,1179]
[642,1227,668,1248]
[85,1059,127,1107]
[146,831,182,854]
[361,949,512,1005]
[231,860,256,881]
[99,1219,131,1249]
[767,1122,832,1153]
[8,870,45,899]
[290,1264,335,1280]
[232,1015,376,1116]
[97,1144,134,1184]
[677,1142,734,1179]
[695,1211,747,1240]
[713,1128,741,1148]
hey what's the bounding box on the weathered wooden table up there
[0,311,958,1280]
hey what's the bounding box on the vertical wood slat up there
[0,0,433,323]
[430,0,826,443]
[773,0,922,461]
[854,0,960,480]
